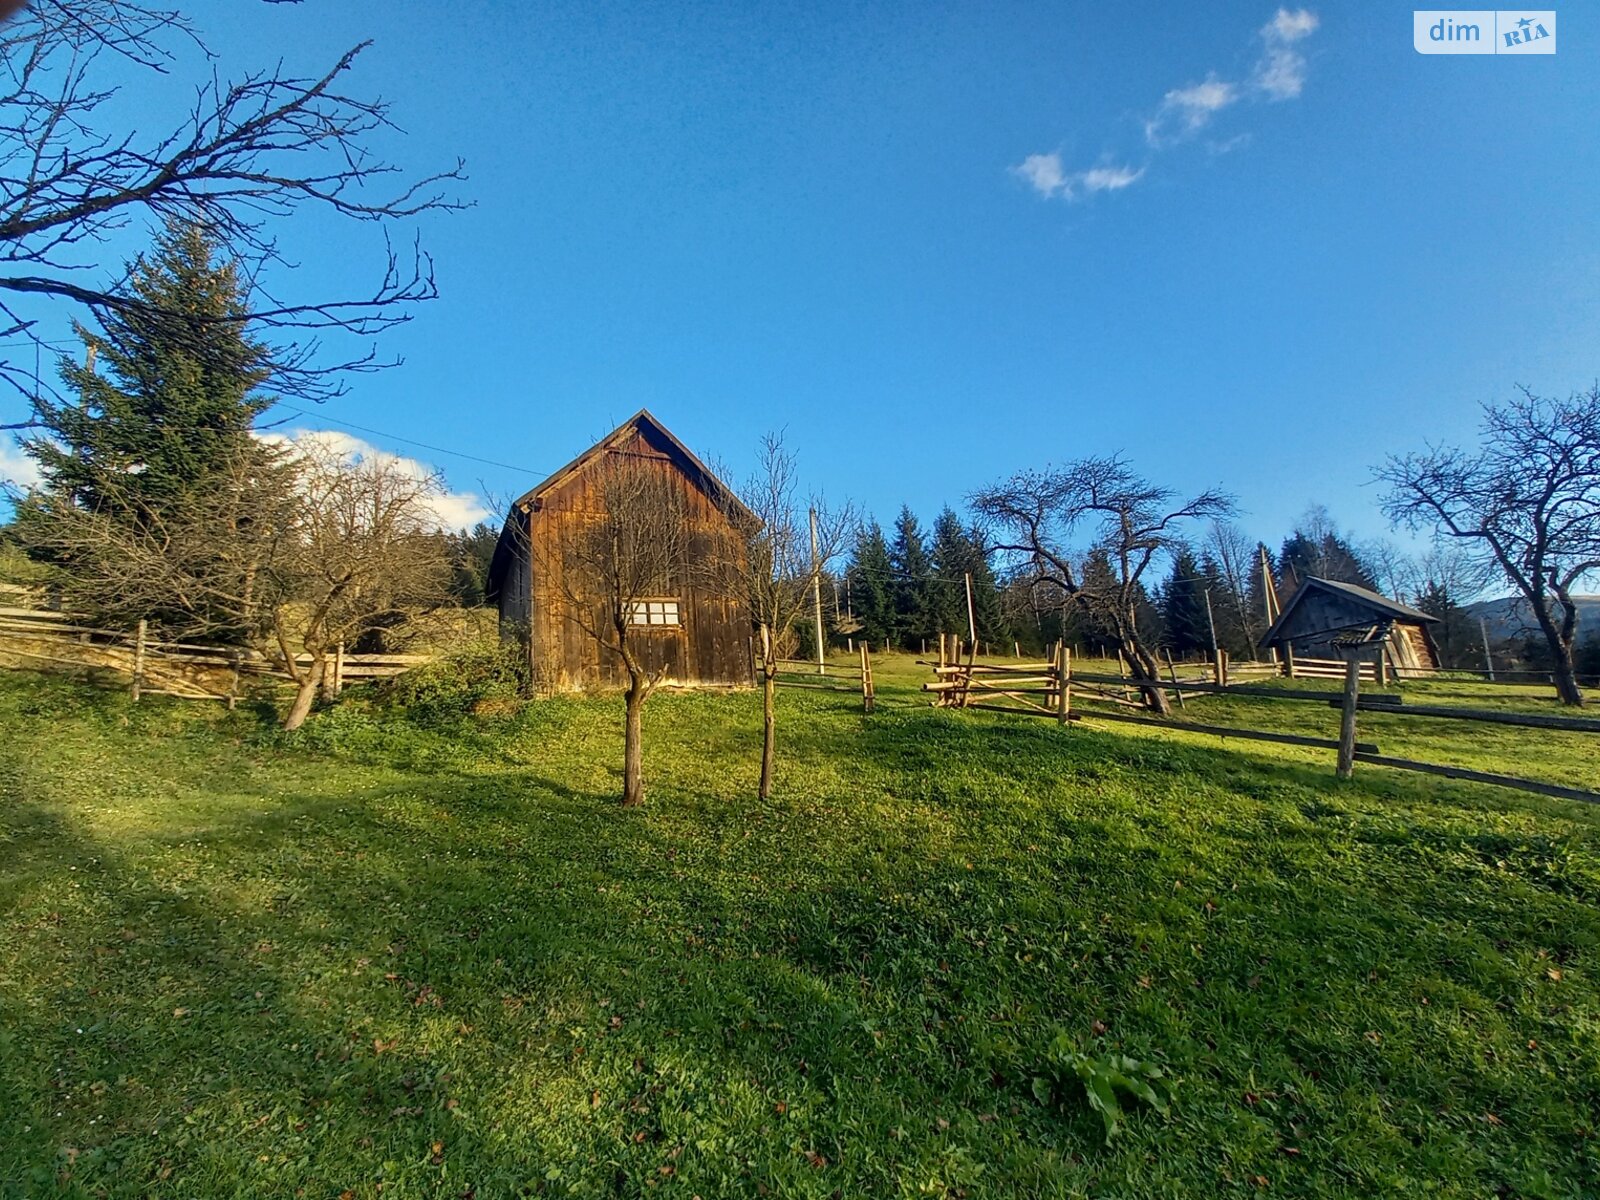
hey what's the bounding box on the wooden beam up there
[1337,702,1600,733]
[1081,708,1379,754]
[1353,754,1600,805]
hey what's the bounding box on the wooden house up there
[1259,576,1441,675]
[486,411,754,692]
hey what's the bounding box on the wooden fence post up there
[1163,648,1186,709]
[335,641,346,696]
[130,618,147,702]
[1336,651,1363,779]
[1283,643,1296,679]
[227,649,242,711]
[1056,644,1072,726]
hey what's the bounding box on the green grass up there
[2,658,1599,1198]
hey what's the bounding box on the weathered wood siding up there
[1274,590,1438,671]
[518,423,751,692]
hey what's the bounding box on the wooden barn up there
[1259,577,1441,675]
[486,411,754,693]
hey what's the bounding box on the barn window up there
[629,599,681,627]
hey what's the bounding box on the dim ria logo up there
[1414,10,1556,53]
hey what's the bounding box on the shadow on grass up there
[5,672,1600,1196]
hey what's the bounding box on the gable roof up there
[509,409,752,520]
[486,410,751,599]
[1259,576,1438,646]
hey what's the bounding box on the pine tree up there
[1160,548,1211,658]
[1278,507,1378,595]
[848,521,897,645]
[1415,580,1478,670]
[965,522,1009,646]
[928,507,970,636]
[890,506,935,649]
[1246,542,1280,638]
[27,220,276,517]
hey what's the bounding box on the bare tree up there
[11,439,296,638]
[1204,519,1263,654]
[268,437,450,730]
[12,434,450,729]
[720,433,853,801]
[1364,539,1422,604]
[533,452,695,806]
[0,0,466,416]
[1376,385,1600,706]
[972,456,1233,714]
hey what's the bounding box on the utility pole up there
[1480,616,1495,680]
[964,571,977,646]
[810,507,825,675]
[1204,587,1219,654]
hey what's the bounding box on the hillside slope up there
[2,669,1598,1198]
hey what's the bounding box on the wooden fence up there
[759,644,875,713]
[0,606,430,705]
[926,645,1600,806]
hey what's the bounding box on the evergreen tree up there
[1246,542,1280,645]
[445,522,502,607]
[890,506,935,649]
[928,507,970,636]
[847,521,897,644]
[26,220,276,517]
[1199,553,1252,658]
[965,523,1010,647]
[1415,580,1479,670]
[1160,548,1211,658]
[1278,506,1379,595]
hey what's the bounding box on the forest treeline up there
[442,499,1595,672]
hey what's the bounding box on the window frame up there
[627,597,683,629]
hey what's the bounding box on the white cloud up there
[1015,152,1070,198]
[1255,8,1320,99]
[0,438,42,494]
[1145,75,1239,145]
[1015,8,1319,202]
[1012,154,1144,202]
[1267,7,1320,42]
[258,428,490,532]
[1079,164,1145,194]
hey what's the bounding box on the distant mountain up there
[1465,595,1600,641]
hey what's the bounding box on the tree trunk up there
[1125,641,1172,716]
[622,676,647,807]
[1529,591,1586,706]
[759,662,777,801]
[1552,647,1585,707]
[282,656,325,731]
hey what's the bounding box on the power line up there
[271,405,547,477]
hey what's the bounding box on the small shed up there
[485,410,753,692]
[1259,577,1441,675]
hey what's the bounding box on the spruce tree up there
[1247,542,1280,635]
[1160,548,1211,658]
[848,521,897,645]
[1415,580,1478,670]
[890,506,935,649]
[928,507,971,636]
[27,219,275,517]
[965,522,1009,646]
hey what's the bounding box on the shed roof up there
[1259,576,1438,646]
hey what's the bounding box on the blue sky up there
[3,2,1597,558]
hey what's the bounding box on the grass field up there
[2,656,1599,1198]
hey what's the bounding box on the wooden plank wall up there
[524,425,750,692]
